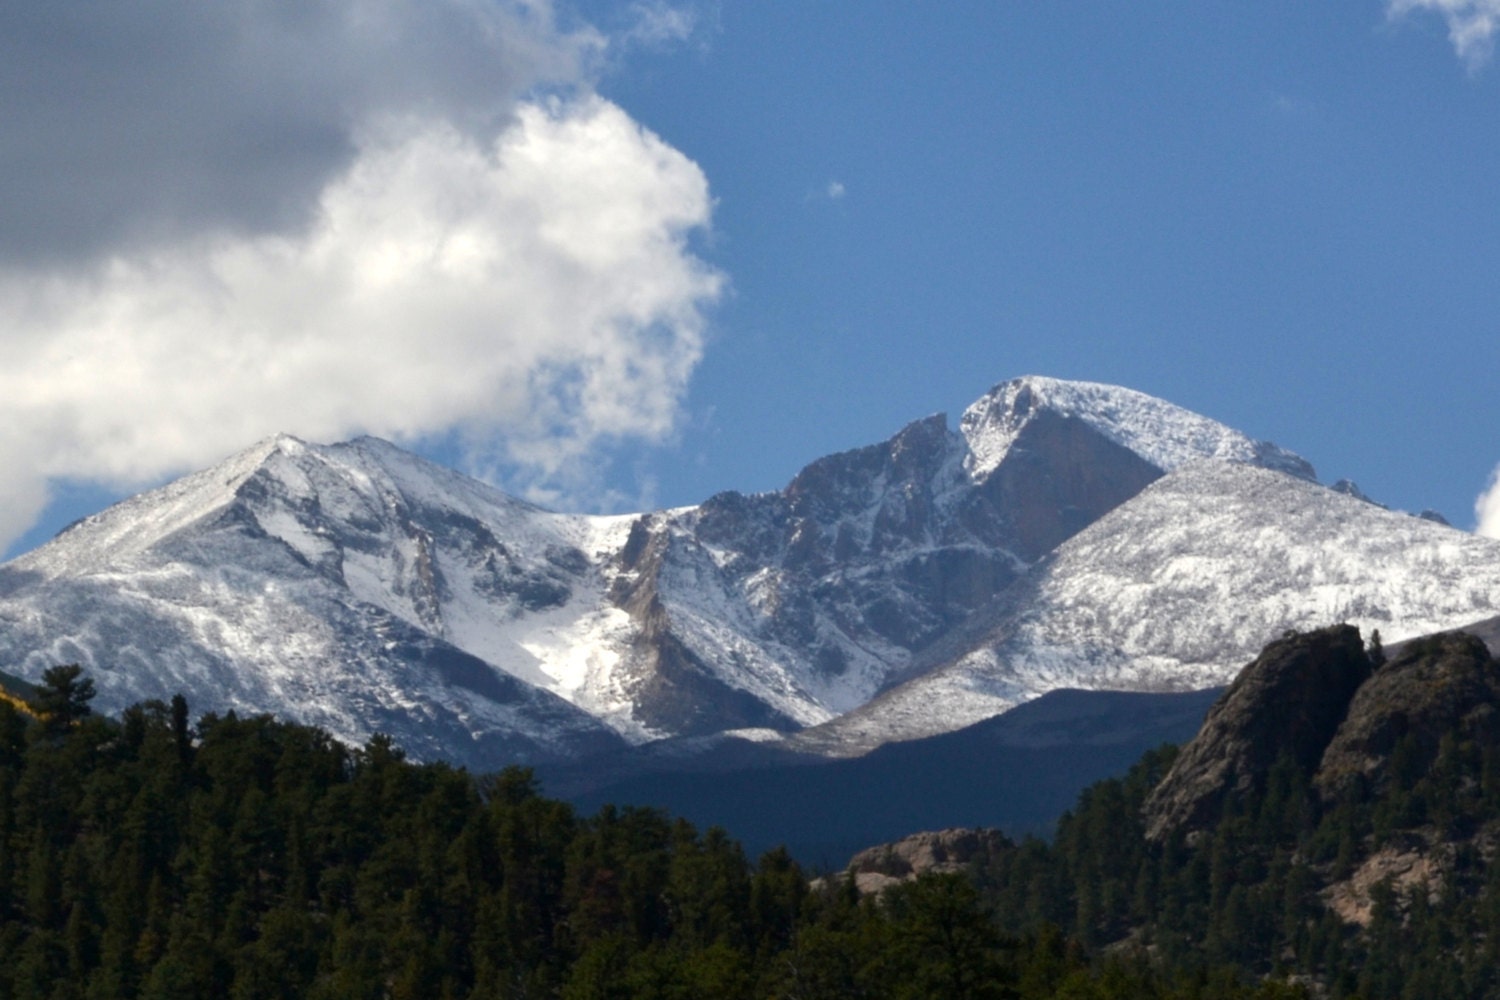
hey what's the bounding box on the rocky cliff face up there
[1316,631,1500,798]
[1142,625,1372,841]
[1143,626,1500,843]
[605,411,1030,731]
[612,399,1170,732]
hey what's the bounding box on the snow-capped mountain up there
[594,375,1312,734]
[791,460,1500,755]
[0,435,635,767]
[0,375,1494,768]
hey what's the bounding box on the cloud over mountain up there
[0,1,721,552]
[1389,0,1500,69]
[1477,465,1500,538]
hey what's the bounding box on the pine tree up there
[34,664,95,736]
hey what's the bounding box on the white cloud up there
[827,181,847,200]
[0,96,722,548]
[1389,0,1500,70]
[0,1,724,553]
[0,0,605,264]
[623,1,701,48]
[1476,464,1500,538]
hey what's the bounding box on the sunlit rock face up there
[1141,626,1500,845]
[3,375,1499,768]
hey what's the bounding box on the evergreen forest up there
[3,630,1500,999]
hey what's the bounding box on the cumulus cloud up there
[0,1,721,552]
[1476,465,1500,538]
[1389,0,1500,70]
[0,96,721,544]
[0,0,604,265]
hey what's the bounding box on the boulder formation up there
[1315,630,1500,798]
[1143,624,1500,843]
[840,827,1011,895]
[1143,625,1372,841]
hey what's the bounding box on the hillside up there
[0,670,1294,1000]
[541,686,1221,863]
[793,464,1500,754]
[5,622,1499,996]
[839,624,1500,999]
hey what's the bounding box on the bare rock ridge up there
[1143,626,1500,842]
[1143,625,1372,840]
[3,375,1500,771]
[839,828,1011,895]
[848,827,1010,876]
[1316,630,1500,798]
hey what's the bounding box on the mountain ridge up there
[1,374,1495,769]
[796,461,1500,754]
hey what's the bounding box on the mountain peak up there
[266,431,310,453]
[11,434,320,577]
[959,376,1316,482]
[8,374,1493,776]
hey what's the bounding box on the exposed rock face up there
[1315,631,1500,799]
[8,375,1500,770]
[606,390,1182,735]
[1143,626,1500,843]
[1143,625,1371,841]
[965,407,1163,562]
[1324,843,1448,927]
[625,604,803,736]
[841,828,1011,894]
[648,412,1028,671]
[1331,479,1377,504]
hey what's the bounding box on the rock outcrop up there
[1143,625,1372,841]
[840,827,1011,895]
[1315,630,1500,799]
[1143,624,1500,844]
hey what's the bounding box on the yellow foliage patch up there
[0,689,37,718]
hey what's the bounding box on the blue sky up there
[3,1,1499,558]
[593,1,1500,521]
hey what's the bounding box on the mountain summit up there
[958,376,1314,482]
[2,376,1497,769]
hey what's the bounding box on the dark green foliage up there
[0,674,1292,1000]
[16,653,1496,999]
[33,664,94,737]
[965,693,1500,1000]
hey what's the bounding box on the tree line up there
[0,665,1307,1000]
[971,724,1500,999]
